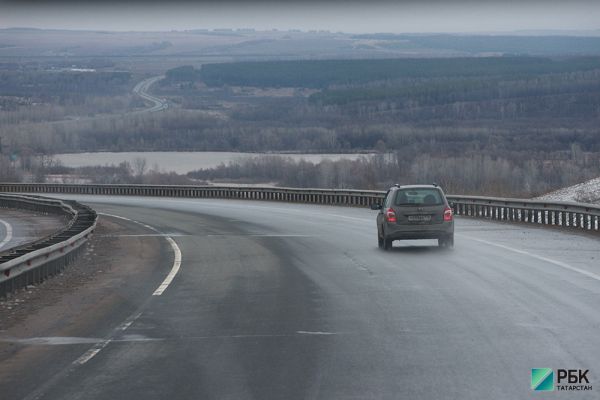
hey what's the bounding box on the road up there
[132,75,168,113]
[0,209,67,252]
[1,196,599,400]
[29,75,167,127]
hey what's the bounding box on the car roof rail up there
[393,183,400,188]
[432,182,438,187]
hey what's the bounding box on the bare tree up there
[132,157,148,183]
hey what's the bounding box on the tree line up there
[198,56,600,88]
[187,152,598,198]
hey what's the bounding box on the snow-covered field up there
[536,176,600,204]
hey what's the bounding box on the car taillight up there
[386,208,397,223]
[443,206,453,222]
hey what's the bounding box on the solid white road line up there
[98,212,183,296]
[0,218,13,250]
[152,237,182,296]
[459,233,600,282]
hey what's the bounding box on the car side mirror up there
[370,203,382,210]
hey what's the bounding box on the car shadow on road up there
[385,244,450,254]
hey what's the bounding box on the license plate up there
[408,215,431,222]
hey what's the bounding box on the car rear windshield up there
[394,188,444,206]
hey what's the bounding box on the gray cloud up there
[2,1,600,33]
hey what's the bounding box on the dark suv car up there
[372,184,454,250]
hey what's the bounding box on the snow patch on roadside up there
[536,176,600,203]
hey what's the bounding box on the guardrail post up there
[541,209,546,225]
[558,211,563,226]
[584,214,590,230]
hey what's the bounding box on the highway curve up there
[0,209,67,252]
[1,196,599,400]
[132,76,168,113]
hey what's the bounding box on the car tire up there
[383,236,393,251]
[378,234,384,248]
[438,234,454,248]
[447,234,454,248]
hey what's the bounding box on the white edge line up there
[70,214,182,365]
[0,218,14,250]
[152,237,182,296]
[459,233,600,282]
[98,213,182,296]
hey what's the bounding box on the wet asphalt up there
[3,196,600,400]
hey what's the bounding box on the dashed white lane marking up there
[0,218,14,250]
[74,311,143,365]
[70,212,183,365]
[73,342,109,365]
[459,234,600,282]
[296,331,337,335]
[99,212,183,296]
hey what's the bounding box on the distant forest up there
[0,69,135,124]
[198,57,600,88]
[0,70,131,98]
[2,55,600,196]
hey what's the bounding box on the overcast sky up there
[2,1,600,33]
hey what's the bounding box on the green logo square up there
[532,368,554,391]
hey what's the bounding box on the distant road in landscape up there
[30,75,167,127]
[1,197,599,400]
[132,75,168,113]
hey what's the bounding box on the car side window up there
[384,190,394,208]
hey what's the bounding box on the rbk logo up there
[531,368,554,391]
[532,368,592,392]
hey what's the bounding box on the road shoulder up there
[0,215,172,398]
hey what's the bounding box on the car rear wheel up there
[447,234,454,248]
[438,234,454,248]
[383,236,393,251]
[378,234,384,248]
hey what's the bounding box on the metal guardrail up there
[0,182,598,234]
[0,193,97,298]
[449,194,600,232]
[0,183,385,206]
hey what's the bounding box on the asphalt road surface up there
[1,196,599,400]
[0,209,67,252]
